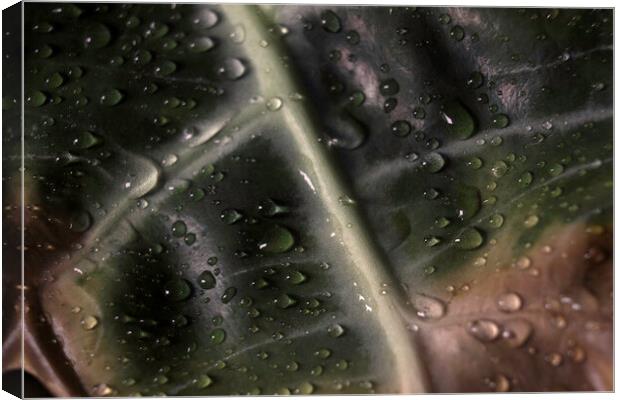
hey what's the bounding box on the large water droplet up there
[81,315,99,330]
[455,185,480,220]
[440,101,475,139]
[468,319,500,342]
[171,220,187,237]
[379,78,399,96]
[320,10,341,33]
[454,227,484,250]
[413,294,446,319]
[221,209,242,224]
[497,292,523,312]
[84,23,111,49]
[99,89,123,106]
[72,131,101,149]
[421,152,446,173]
[258,225,294,253]
[163,278,192,302]
[188,36,215,53]
[210,328,226,344]
[217,58,246,80]
[198,270,216,290]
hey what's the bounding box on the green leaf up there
[7,4,612,395]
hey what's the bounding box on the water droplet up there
[440,101,476,139]
[315,348,331,359]
[217,58,246,80]
[335,359,349,370]
[518,171,533,186]
[220,209,242,224]
[488,214,504,228]
[69,211,92,232]
[424,236,442,247]
[454,227,484,250]
[450,25,465,41]
[491,113,510,128]
[163,278,192,302]
[320,10,341,33]
[45,72,64,89]
[99,88,123,106]
[466,71,484,88]
[413,294,446,319]
[390,120,411,137]
[466,157,483,169]
[221,287,237,304]
[171,220,187,237]
[258,225,294,253]
[274,293,297,309]
[257,198,289,217]
[229,24,246,43]
[548,163,564,177]
[210,328,226,344]
[195,374,213,388]
[468,319,500,342]
[93,384,115,396]
[194,9,219,29]
[188,36,215,52]
[198,271,216,289]
[497,292,523,312]
[161,153,178,167]
[502,319,533,347]
[81,315,99,330]
[545,352,563,367]
[328,323,345,337]
[523,215,539,228]
[266,97,283,111]
[348,91,365,106]
[84,23,111,49]
[491,160,508,177]
[153,60,177,76]
[421,152,446,173]
[379,78,399,96]
[26,91,47,107]
[285,270,306,285]
[455,185,481,220]
[297,382,314,394]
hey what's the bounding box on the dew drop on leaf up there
[491,113,510,128]
[194,374,213,389]
[327,323,345,337]
[217,58,246,80]
[413,293,446,319]
[421,152,446,173]
[450,25,465,41]
[440,101,476,139]
[379,78,399,96]
[454,227,484,250]
[320,10,342,33]
[466,71,484,88]
[99,88,124,106]
[188,36,215,52]
[209,328,226,344]
[197,271,216,289]
[390,120,411,137]
[171,220,187,237]
[83,23,111,49]
[220,209,243,224]
[163,278,192,302]
[266,97,283,111]
[258,225,295,253]
[81,315,99,330]
[467,319,500,342]
[497,292,523,312]
[72,131,101,149]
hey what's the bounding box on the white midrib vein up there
[225,5,428,393]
